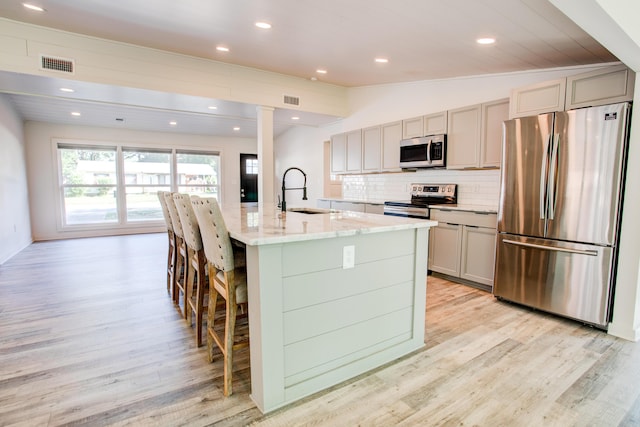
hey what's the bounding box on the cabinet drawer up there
[430,209,496,228]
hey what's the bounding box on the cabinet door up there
[330,133,346,174]
[346,129,362,173]
[317,199,331,209]
[566,64,635,110]
[447,104,481,169]
[402,116,424,138]
[480,99,509,168]
[381,121,402,170]
[509,78,566,119]
[460,226,496,287]
[362,125,381,172]
[424,111,447,135]
[332,201,365,212]
[428,222,462,276]
[364,203,384,215]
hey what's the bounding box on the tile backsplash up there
[341,169,501,207]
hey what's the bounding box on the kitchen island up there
[220,204,436,413]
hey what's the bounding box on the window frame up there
[53,139,221,232]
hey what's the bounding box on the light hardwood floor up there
[1,233,639,426]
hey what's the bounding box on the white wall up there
[275,125,328,208]
[25,121,256,241]
[0,94,32,264]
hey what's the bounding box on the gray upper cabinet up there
[345,129,363,173]
[424,111,447,135]
[565,64,635,110]
[447,99,508,169]
[330,133,347,174]
[381,121,402,171]
[509,78,566,119]
[480,98,509,168]
[402,116,424,138]
[510,65,635,119]
[447,104,482,169]
[362,125,382,172]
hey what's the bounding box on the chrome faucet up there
[281,167,308,212]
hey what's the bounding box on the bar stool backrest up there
[164,192,184,239]
[157,191,174,233]
[173,193,203,251]
[190,196,235,273]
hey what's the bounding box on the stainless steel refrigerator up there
[494,102,631,329]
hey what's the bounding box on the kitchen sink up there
[287,207,335,214]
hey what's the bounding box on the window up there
[123,148,171,222]
[59,145,118,225]
[176,151,220,198]
[56,142,220,229]
[245,158,258,175]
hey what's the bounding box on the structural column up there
[257,106,275,204]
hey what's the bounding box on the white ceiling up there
[0,0,618,137]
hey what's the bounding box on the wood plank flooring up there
[1,233,639,426]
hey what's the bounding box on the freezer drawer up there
[494,233,614,328]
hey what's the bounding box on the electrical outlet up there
[342,245,355,269]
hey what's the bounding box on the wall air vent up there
[40,55,75,74]
[283,95,300,106]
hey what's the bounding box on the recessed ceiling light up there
[477,37,496,45]
[233,127,240,131]
[255,22,272,29]
[216,46,230,52]
[374,57,389,64]
[208,105,217,110]
[71,112,81,116]
[292,116,300,120]
[316,69,327,74]
[23,3,45,12]
[169,121,177,126]
[60,87,74,93]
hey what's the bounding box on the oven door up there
[383,203,429,219]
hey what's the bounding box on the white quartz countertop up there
[221,204,436,246]
[428,204,498,214]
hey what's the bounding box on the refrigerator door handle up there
[548,133,560,220]
[539,134,551,220]
[503,239,598,256]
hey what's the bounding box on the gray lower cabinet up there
[332,201,365,212]
[460,225,496,286]
[428,222,462,276]
[317,199,384,214]
[317,199,332,209]
[429,209,497,288]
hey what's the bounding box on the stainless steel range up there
[384,184,457,219]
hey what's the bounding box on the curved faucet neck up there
[281,167,308,212]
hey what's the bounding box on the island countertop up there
[221,203,437,246]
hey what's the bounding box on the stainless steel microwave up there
[399,134,446,168]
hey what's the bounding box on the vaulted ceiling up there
[0,0,619,136]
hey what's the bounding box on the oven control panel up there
[410,183,456,198]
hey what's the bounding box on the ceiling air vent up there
[283,95,300,106]
[40,55,75,74]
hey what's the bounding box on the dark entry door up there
[240,153,258,203]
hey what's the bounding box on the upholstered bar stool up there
[157,191,176,298]
[173,193,208,347]
[164,192,188,318]
[191,196,249,396]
